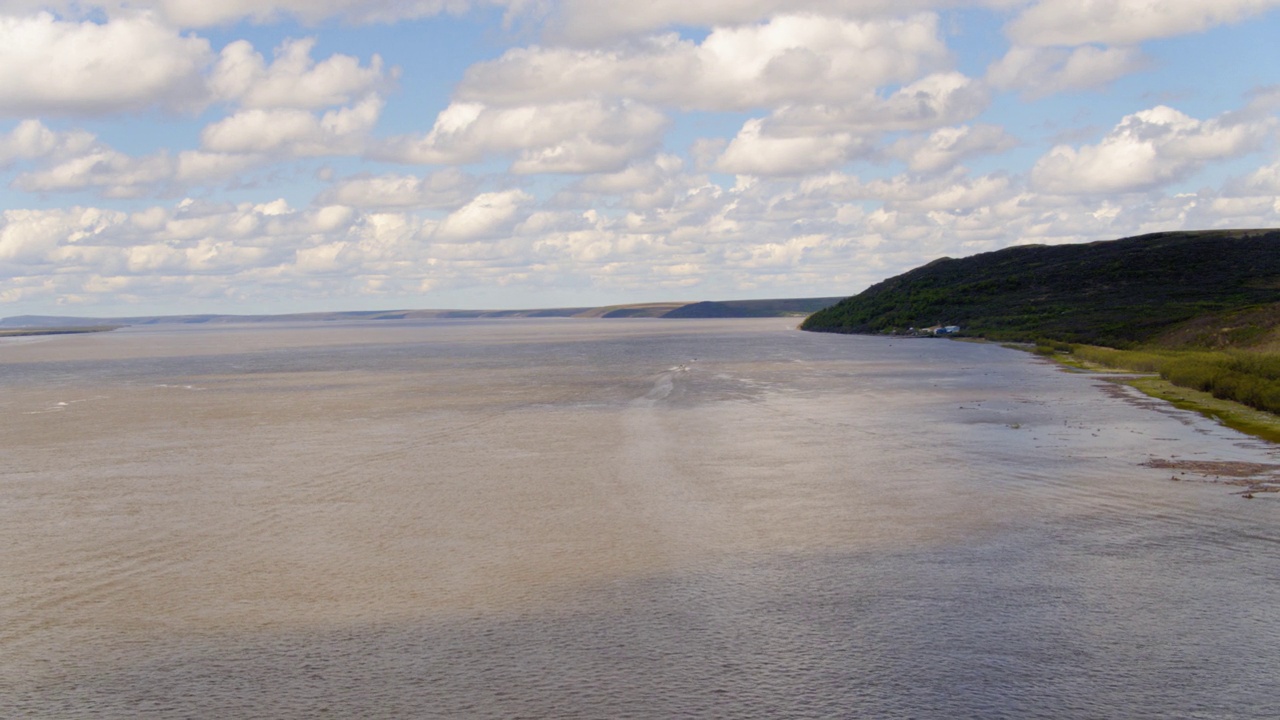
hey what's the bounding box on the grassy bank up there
[1063,345,1280,415]
[1123,376,1280,444]
[1028,341,1280,443]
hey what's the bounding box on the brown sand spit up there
[1143,458,1280,498]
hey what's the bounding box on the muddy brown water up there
[3,319,1278,718]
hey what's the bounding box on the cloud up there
[0,12,212,116]
[545,0,1019,44]
[14,148,174,197]
[157,0,481,26]
[0,197,420,288]
[568,154,700,210]
[0,14,400,119]
[6,160,1280,312]
[125,237,271,274]
[2,0,506,28]
[318,169,478,209]
[710,72,989,176]
[458,14,949,111]
[2,3,1277,313]
[210,37,392,110]
[799,168,1015,210]
[715,119,873,176]
[434,189,532,240]
[890,125,1019,173]
[576,155,685,195]
[872,172,1016,211]
[1,121,264,197]
[376,100,667,173]
[1007,0,1280,46]
[12,146,263,198]
[763,72,989,136]
[0,120,96,167]
[1228,160,1280,195]
[173,151,265,183]
[201,94,384,156]
[987,45,1146,98]
[1031,105,1276,195]
[0,207,126,264]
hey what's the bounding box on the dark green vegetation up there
[803,229,1280,433]
[802,230,1280,348]
[0,297,840,330]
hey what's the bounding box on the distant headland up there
[802,229,1280,350]
[802,228,1280,444]
[0,325,122,338]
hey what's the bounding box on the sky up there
[1,1,1279,317]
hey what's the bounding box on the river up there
[2,318,1277,718]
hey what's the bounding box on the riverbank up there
[1010,341,1280,445]
[1121,375,1280,445]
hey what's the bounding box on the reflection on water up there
[3,319,1278,718]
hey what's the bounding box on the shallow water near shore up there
[3,318,1279,718]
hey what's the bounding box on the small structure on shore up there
[906,325,961,337]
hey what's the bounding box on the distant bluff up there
[801,230,1280,349]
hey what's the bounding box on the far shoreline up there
[0,326,121,338]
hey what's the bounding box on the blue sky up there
[1,1,1278,316]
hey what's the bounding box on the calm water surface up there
[2,319,1278,718]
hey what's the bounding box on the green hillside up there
[802,230,1280,348]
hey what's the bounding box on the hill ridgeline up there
[801,230,1280,349]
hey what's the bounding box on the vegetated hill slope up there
[801,230,1280,347]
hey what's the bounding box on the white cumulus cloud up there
[546,0,1019,44]
[459,14,949,111]
[210,37,392,110]
[201,95,384,156]
[434,189,533,240]
[318,169,478,209]
[715,119,872,176]
[0,12,212,115]
[890,125,1019,173]
[1,0,507,28]
[0,120,96,167]
[376,100,666,173]
[1228,160,1280,195]
[569,154,700,210]
[711,72,989,176]
[3,123,263,197]
[1031,105,1276,195]
[14,148,174,197]
[1007,0,1280,46]
[988,45,1146,98]
[764,72,989,136]
[0,207,126,264]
